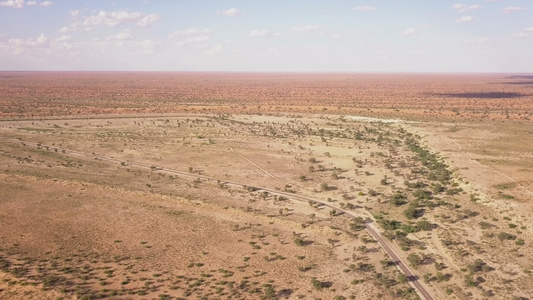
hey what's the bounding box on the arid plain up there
[0,72,532,300]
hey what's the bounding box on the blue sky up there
[0,0,532,72]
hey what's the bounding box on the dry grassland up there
[0,72,532,300]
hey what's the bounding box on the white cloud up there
[170,28,213,47]
[290,24,320,32]
[23,0,52,7]
[55,35,73,49]
[402,28,417,36]
[205,44,222,56]
[0,0,24,8]
[70,10,80,18]
[248,30,282,38]
[353,5,376,12]
[56,35,71,42]
[216,8,241,17]
[175,36,210,47]
[511,32,530,38]
[503,7,524,13]
[139,39,155,49]
[510,27,533,39]
[318,30,343,39]
[5,33,49,54]
[25,33,48,46]
[467,37,489,43]
[107,32,134,40]
[136,40,156,54]
[184,36,209,43]
[169,28,213,38]
[83,10,159,28]
[6,39,24,54]
[456,16,473,23]
[452,4,481,13]
[137,14,158,27]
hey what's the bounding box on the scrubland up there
[0,72,532,300]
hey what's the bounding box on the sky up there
[0,0,532,73]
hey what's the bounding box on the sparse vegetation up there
[0,73,531,300]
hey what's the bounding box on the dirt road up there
[1,136,436,300]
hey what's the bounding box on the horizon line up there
[1,70,532,75]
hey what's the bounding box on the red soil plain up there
[1,72,533,300]
[1,72,532,121]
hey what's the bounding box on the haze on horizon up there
[1,0,532,73]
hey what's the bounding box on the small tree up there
[398,273,408,283]
[423,273,431,283]
[264,285,276,299]
[294,238,305,246]
[311,278,324,290]
[357,245,368,254]
[416,220,432,231]
[407,253,422,267]
[497,232,516,241]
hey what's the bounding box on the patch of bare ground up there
[1,115,426,299]
[1,72,532,300]
[0,172,394,299]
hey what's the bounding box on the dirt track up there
[1,135,437,300]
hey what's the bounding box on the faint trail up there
[229,147,295,187]
[427,216,463,273]
[1,136,436,300]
